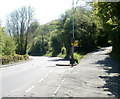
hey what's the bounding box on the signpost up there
[70,0,80,66]
[71,40,78,47]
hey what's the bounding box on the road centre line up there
[25,85,35,93]
[52,78,65,96]
[45,68,54,77]
[38,78,44,83]
[39,68,54,83]
[25,68,55,93]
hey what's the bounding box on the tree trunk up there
[24,29,29,55]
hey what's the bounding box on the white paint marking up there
[38,68,54,83]
[52,78,65,96]
[45,68,54,77]
[25,85,35,93]
[38,78,44,83]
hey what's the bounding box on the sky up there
[0,0,86,26]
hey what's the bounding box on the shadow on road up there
[95,56,120,98]
[48,58,69,62]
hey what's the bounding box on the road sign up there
[71,40,78,47]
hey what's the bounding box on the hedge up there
[2,54,29,65]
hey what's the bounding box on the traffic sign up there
[71,40,78,47]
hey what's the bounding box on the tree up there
[28,20,61,56]
[0,21,2,56]
[92,2,120,62]
[57,7,98,58]
[0,22,16,56]
[51,31,62,56]
[6,6,35,55]
[28,36,49,56]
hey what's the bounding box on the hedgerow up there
[2,54,29,65]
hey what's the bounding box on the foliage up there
[92,2,120,62]
[51,32,62,56]
[2,54,29,65]
[57,7,98,57]
[2,36,16,56]
[4,3,119,64]
[74,53,83,63]
[1,23,16,56]
[27,6,110,61]
[28,20,61,56]
[0,21,2,56]
[28,36,49,56]
[1,20,29,65]
[6,6,35,55]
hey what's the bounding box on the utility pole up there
[70,0,75,66]
[41,33,44,55]
[72,0,75,39]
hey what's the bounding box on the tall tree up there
[58,7,98,58]
[6,6,35,55]
[92,2,120,62]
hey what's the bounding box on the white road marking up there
[45,68,54,77]
[38,78,44,83]
[52,78,65,96]
[25,85,35,93]
[38,68,54,83]
[25,68,55,93]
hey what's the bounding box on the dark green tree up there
[93,2,120,62]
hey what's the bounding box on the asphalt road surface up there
[0,47,120,97]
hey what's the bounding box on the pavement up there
[0,46,120,98]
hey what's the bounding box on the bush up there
[29,38,49,56]
[74,53,83,64]
[2,54,29,65]
[51,35,62,57]
[2,36,16,56]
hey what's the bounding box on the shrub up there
[74,53,83,64]
[2,36,16,56]
[23,55,29,60]
[2,54,29,65]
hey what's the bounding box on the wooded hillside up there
[1,2,120,64]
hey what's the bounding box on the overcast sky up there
[0,0,86,26]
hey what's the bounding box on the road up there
[0,47,120,97]
[1,56,69,97]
